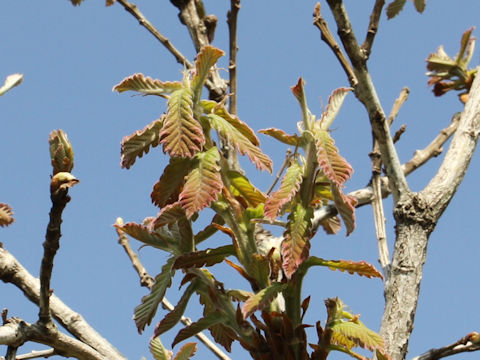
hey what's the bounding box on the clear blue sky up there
[1,1,479,359]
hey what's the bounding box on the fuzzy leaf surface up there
[242,282,288,318]
[331,321,384,352]
[121,117,164,169]
[192,46,224,94]
[172,311,227,347]
[281,203,313,278]
[264,159,304,221]
[151,203,186,229]
[319,87,351,130]
[149,337,172,360]
[173,245,235,269]
[113,73,182,96]
[49,130,74,175]
[228,170,266,207]
[0,203,14,227]
[134,257,176,333]
[151,157,191,208]
[173,343,197,360]
[206,114,272,172]
[115,222,175,251]
[258,128,300,146]
[386,0,407,19]
[331,185,356,236]
[304,257,383,279]
[179,147,223,218]
[314,129,353,188]
[161,88,205,158]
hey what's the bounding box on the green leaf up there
[172,311,227,347]
[179,147,223,218]
[206,113,273,172]
[314,129,353,189]
[173,343,197,360]
[0,73,23,96]
[264,159,304,221]
[386,0,407,19]
[154,280,199,337]
[331,185,356,236]
[151,157,192,208]
[303,257,383,280]
[0,203,14,227]
[161,87,205,158]
[331,320,384,352]
[281,203,313,278]
[414,0,426,13]
[115,221,176,251]
[121,117,164,169]
[149,337,172,360]
[113,73,182,96]
[192,46,225,95]
[49,130,74,175]
[173,245,235,269]
[151,203,186,229]
[258,128,300,146]
[228,170,266,207]
[242,282,288,318]
[134,257,176,333]
[319,87,351,130]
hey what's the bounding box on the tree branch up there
[412,332,480,360]
[227,0,240,115]
[361,0,385,59]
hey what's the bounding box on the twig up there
[313,3,357,87]
[116,0,193,69]
[361,0,385,59]
[387,87,410,126]
[266,148,292,195]
[5,346,16,360]
[16,348,57,360]
[392,124,406,143]
[227,0,241,115]
[115,219,232,360]
[412,332,480,360]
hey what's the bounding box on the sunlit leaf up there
[49,129,74,175]
[242,282,288,318]
[319,87,351,130]
[151,203,186,229]
[151,157,191,208]
[121,117,164,169]
[113,73,182,96]
[206,113,272,172]
[304,256,383,280]
[173,342,197,360]
[228,170,266,207]
[0,203,14,227]
[331,185,356,236]
[172,311,227,347]
[134,258,176,333]
[314,129,353,188]
[386,0,407,19]
[0,73,23,96]
[173,245,235,269]
[192,46,224,95]
[281,203,313,278]
[258,128,300,146]
[291,78,308,113]
[264,159,303,221]
[331,321,384,352]
[179,147,223,218]
[149,337,172,360]
[115,221,176,251]
[161,88,205,158]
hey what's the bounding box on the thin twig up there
[361,0,385,59]
[411,332,480,360]
[115,219,232,360]
[392,124,406,143]
[266,148,292,195]
[387,87,410,126]
[313,3,357,87]
[16,348,57,360]
[227,0,241,115]
[116,0,193,69]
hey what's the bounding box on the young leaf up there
[154,280,199,337]
[115,221,176,251]
[242,282,288,318]
[319,87,351,130]
[331,185,356,236]
[150,337,173,360]
[314,129,353,188]
[330,321,384,352]
[304,256,383,280]
[179,147,223,218]
[281,203,313,278]
[151,157,191,208]
[49,130,74,175]
[228,171,266,207]
[0,73,23,96]
[414,0,426,13]
[191,46,225,95]
[150,203,186,229]
[258,128,300,146]
[121,117,164,169]
[264,159,304,221]
[161,88,205,158]
[134,257,176,333]
[0,203,14,227]
[113,73,182,96]
[386,0,407,19]
[173,342,197,360]
[206,113,273,172]
[172,311,227,347]
[173,245,235,269]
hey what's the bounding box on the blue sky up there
[1,1,479,359]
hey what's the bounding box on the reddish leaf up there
[242,282,287,318]
[173,342,197,360]
[151,157,191,208]
[0,203,14,227]
[305,256,383,279]
[150,203,186,230]
[113,73,182,96]
[192,46,225,94]
[258,128,300,146]
[331,185,356,236]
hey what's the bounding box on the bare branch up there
[16,348,57,360]
[412,332,480,360]
[387,87,410,126]
[361,0,385,59]
[227,0,241,115]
